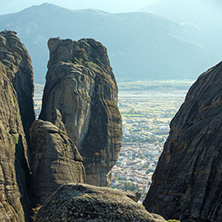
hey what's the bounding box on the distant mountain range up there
[0,3,220,83]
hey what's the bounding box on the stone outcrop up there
[143,62,222,222]
[34,183,167,222]
[122,190,141,203]
[0,31,34,221]
[39,38,122,186]
[29,120,85,204]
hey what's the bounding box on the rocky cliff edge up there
[144,62,222,222]
[0,30,35,221]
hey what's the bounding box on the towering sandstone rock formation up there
[39,38,122,186]
[144,62,222,222]
[0,31,34,221]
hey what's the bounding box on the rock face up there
[35,183,167,222]
[29,120,85,204]
[0,31,35,139]
[0,31,34,221]
[143,62,222,221]
[39,38,122,187]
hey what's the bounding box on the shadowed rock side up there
[0,31,34,221]
[0,31,35,140]
[34,183,167,222]
[39,38,122,187]
[29,120,85,205]
[143,62,222,222]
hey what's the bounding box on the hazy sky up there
[0,0,157,15]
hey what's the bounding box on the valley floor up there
[111,80,194,202]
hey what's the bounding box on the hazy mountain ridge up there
[140,0,222,62]
[0,3,209,82]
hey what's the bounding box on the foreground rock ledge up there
[35,183,166,222]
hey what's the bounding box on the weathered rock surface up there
[29,120,85,204]
[0,31,34,221]
[0,30,35,139]
[39,38,122,187]
[144,62,222,222]
[35,183,167,222]
[122,190,141,203]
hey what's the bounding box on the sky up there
[0,0,157,15]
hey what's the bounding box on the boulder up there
[143,62,222,222]
[35,183,166,222]
[39,38,122,186]
[29,120,85,204]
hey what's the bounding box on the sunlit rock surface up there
[144,62,222,222]
[39,37,122,187]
